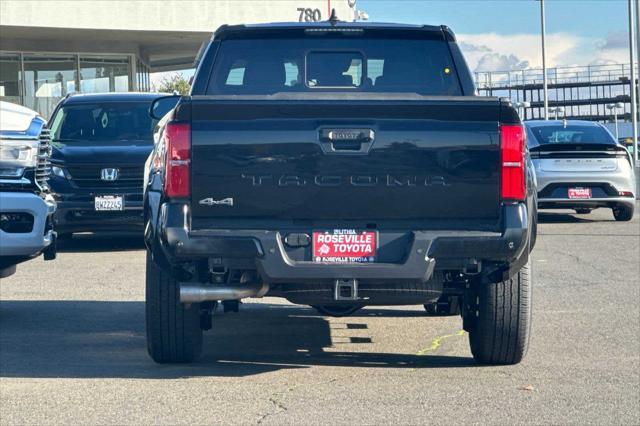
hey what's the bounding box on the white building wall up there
[0,0,357,31]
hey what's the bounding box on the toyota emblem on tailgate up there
[100,168,119,181]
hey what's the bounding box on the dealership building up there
[0,0,359,117]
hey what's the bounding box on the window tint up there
[528,125,616,147]
[307,52,362,88]
[50,102,157,146]
[209,38,462,95]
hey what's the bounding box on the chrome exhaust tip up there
[179,281,268,303]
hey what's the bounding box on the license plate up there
[568,188,592,199]
[94,195,124,211]
[312,230,377,263]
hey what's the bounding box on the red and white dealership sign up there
[312,230,377,263]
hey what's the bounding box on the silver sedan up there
[525,120,636,221]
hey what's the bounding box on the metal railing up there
[475,63,633,89]
[474,63,635,122]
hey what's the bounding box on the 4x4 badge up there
[199,197,234,207]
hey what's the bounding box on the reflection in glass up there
[0,53,22,105]
[23,55,77,118]
[80,56,130,93]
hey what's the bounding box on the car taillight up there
[500,124,526,201]
[163,121,191,198]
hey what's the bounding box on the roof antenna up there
[328,8,339,26]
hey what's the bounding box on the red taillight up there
[163,121,191,198]
[500,124,526,201]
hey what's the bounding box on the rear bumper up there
[538,196,636,209]
[155,202,530,283]
[0,192,56,257]
[534,163,636,208]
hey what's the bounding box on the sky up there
[152,0,632,87]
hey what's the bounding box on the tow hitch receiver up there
[335,278,359,301]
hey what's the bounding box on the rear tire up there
[612,204,634,222]
[145,251,202,363]
[312,305,362,317]
[468,261,532,365]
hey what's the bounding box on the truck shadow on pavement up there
[57,233,145,253]
[0,301,476,379]
[537,211,595,223]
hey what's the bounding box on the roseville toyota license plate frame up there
[312,229,377,263]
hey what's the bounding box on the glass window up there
[136,60,151,92]
[0,53,22,105]
[23,55,77,119]
[49,101,158,146]
[367,59,384,85]
[307,52,362,88]
[527,125,617,147]
[225,61,246,85]
[208,38,462,95]
[284,62,300,86]
[80,56,130,93]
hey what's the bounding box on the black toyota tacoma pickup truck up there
[144,20,537,365]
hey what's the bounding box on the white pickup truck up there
[0,101,56,278]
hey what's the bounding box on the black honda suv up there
[48,93,178,237]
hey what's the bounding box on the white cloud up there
[457,31,635,73]
[598,31,627,50]
[474,53,529,72]
[458,32,582,72]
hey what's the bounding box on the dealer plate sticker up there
[312,230,377,263]
[95,195,124,211]
[568,188,592,199]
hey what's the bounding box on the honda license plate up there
[94,195,124,211]
[312,230,377,263]
[568,188,592,199]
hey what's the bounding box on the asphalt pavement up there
[1,203,639,425]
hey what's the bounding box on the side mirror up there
[150,95,180,120]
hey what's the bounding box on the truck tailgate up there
[189,98,502,226]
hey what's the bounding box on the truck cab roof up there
[60,92,169,105]
[214,21,456,41]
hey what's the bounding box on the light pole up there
[539,0,549,120]
[606,102,624,140]
[628,0,638,165]
[549,106,565,120]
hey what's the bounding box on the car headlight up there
[51,165,69,179]
[0,139,39,177]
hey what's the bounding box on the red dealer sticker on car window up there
[312,230,377,263]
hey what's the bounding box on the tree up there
[153,73,191,95]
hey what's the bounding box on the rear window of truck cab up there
[207,37,462,95]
